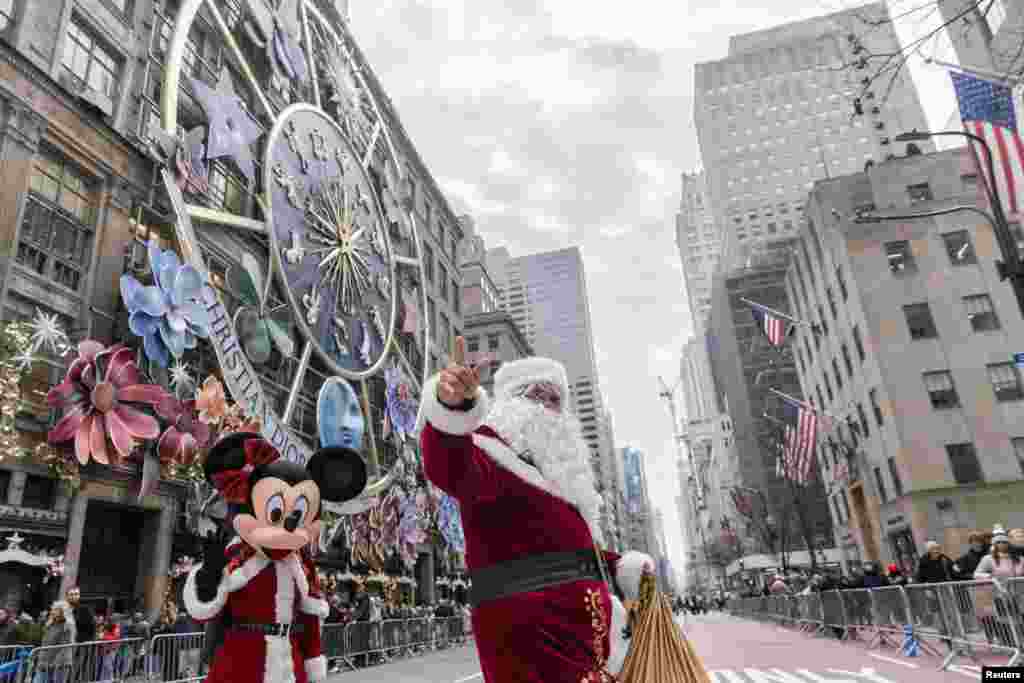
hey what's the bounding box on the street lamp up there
[890,130,1024,317]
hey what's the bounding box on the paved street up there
[327,613,991,682]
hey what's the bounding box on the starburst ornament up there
[28,308,70,358]
[10,348,34,372]
[169,361,194,393]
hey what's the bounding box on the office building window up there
[903,303,938,340]
[858,403,870,437]
[874,466,887,502]
[840,489,851,521]
[466,336,479,353]
[832,496,844,524]
[438,266,448,303]
[824,372,833,402]
[832,359,843,390]
[888,458,904,496]
[1012,438,1024,476]
[841,344,853,377]
[818,305,828,335]
[907,182,933,203]
[852,325,865,361]
[943,230,976,265]
[836,265,847,300]
[987,363,1024,402]
[63,17,121,100]
[964,294,1000,332]
[923,371,959,409]
[422,243,434,285]
[487,334,499,351]
[870,388,884,425]
[20,148,97,292]
[885,240,915,274]
[946,443,983,484]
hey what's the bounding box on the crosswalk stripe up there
[867,652,919,669]
[712,670,747,683]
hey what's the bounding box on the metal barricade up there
[866,585,910,650]
[819,590,848,639]
[379,619,405,660]
[23,637,144,683]
[148,632,204,683]
[321,622,354,673]
[432,618,449,650]
[937,579,1023,669]
[842,588,873,641]
[0,646,31,669]
[794,593,825,634]
[404,617,431,653]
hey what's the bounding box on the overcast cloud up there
[350,0,957,583]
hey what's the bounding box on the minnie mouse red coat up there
[183,539,329,683]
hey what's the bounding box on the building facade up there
[620,446,654,557]
[706,240,834,554]
[792,147,1024,570]
[676,171,721,328]
[693,2,933,272]
[0,0,464,615]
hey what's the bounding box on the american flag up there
[778,393,818,485]
[950,72,1023,216]
[749,301,792,347]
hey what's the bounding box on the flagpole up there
[923,57,1023,88]
[768,387,842,421]
[739,298,812,328]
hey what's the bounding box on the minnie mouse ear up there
[203,432,261,482]
[307,446,368,503]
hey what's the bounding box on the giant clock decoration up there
[156,0,430,495]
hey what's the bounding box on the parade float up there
[0,0,469,613]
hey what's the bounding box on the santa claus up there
[416,338,654,682]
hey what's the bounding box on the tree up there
[842,0,1023,108]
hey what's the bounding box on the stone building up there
[791,146,1024,569]
[0,0,463,616]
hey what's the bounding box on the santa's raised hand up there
[437,336,480,408]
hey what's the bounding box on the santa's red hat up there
[493,357,570,402]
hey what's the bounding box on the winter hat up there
[493,357,570,403]
[887,564,899,574]
[992,525,1009,544]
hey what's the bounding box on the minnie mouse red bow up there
[210,438,280,504]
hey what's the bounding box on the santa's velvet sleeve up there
[183,541,242,622]
[297,556,329,682]
[416,374,502,503]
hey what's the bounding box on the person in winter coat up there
[954,532,989,579]
[974,527,1024,645]
[886,564,908,587]
[915,541,955,583]
[768,576,789,595]
[34,602,75,683]
[861,562,890,589]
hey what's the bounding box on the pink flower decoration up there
[156,397,211,466]
[196,376,228,424]
[47,342,167,465]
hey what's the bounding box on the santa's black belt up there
[232,621,305,637]
[469,548,602,607]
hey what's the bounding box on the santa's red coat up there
[419,378,632,682]
[183,541,329,683]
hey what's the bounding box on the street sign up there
[1015,352,1024,368]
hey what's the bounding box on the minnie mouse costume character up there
[184,432,367,683]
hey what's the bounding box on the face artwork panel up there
[234,476,322,551]
[318,377,365,450]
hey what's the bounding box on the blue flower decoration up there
[120,240,210,368]
[438,493,465,553]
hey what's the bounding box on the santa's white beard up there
[484,398,605,546]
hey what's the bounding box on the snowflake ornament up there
[10,348,35,372]
[28,308,70,357]
[169,361,194,393]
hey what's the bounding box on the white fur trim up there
[182,566,229,621]
[473,433,559,500]
[305,656,327,682]
[301,596,330,618]
[224,554,271,593]
[605,595,630,676]
[264,560,298,683]
[414,374,489,436]
[264,635,295,683]
[615,551,655,601]
[493,357,569,402]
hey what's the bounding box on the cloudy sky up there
[349,0,958,583]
